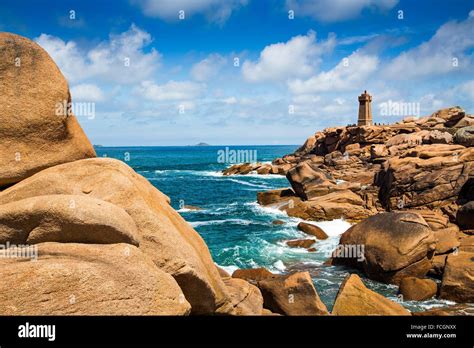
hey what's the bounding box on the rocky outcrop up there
[286,161,336,200]
[0,243,191,315]
[257,188,296,206]
[377,145,474,210]
[257,186,373,222]
[0,194,139,245]
[256,272,328,316]
[398,277,438,301]
[0,157,230,315]
[332,212,436,285]
[332,274,410,315]
[223,162,291,176]
[250,106,472,227]
[455,126,474,147]
[0,32,96,187]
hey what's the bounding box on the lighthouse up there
[357,90,373,126]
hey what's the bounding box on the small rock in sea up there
[286,239,315,248]
[297,222,328,240]
[307,247,317,252]
[272,220,285,225]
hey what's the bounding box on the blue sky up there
[1,0,473,145]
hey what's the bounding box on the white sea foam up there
[227,178,270,189]
[273,260,286,272]
[245,201,288,217]
[231,173,286,179]
[291,219,352,237]
[177,208,207,213]
[189,219,254,227]
[153,169,223,177]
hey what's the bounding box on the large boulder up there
[286,239,315,248]
[257,272,328,316]
[217,277,263,315]
[398,277,437,301]
[332,212,436,285]
[286,161,335,200]
[297,222,328,239]
[0,242,191,315]
[332,274,410,315]
[0,32,95,187]
[454,126,474,147]
[439,251,474,302]
[0,158,230,314]
[0,194,139,245]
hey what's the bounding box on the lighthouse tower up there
[357,90,373,126]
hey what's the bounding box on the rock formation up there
[0,243,191,315]
[0,157,230,314]
[0,32,96,187]
[332,212,437,285]
[332,274,410,315]
[0,32,264,316]
[256,272,329,316]
[240,105,473,310]
[398,277,438,301]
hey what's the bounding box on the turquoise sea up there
[95,145,454,312]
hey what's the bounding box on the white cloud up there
[456,80,474,99]
[384,12,474,79]
[70,84,105,102]
[132,0,248,24]
[288,51,379,94]
[286,0,398,23]
[222,96,238,104]
[191,54,227,81]
[242,31,336,83]
[136,80,206,102]
[35,24,161,84]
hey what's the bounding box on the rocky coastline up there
[1,32,472,316]
[223,106,474,313]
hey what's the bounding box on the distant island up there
[195,142,210,146]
